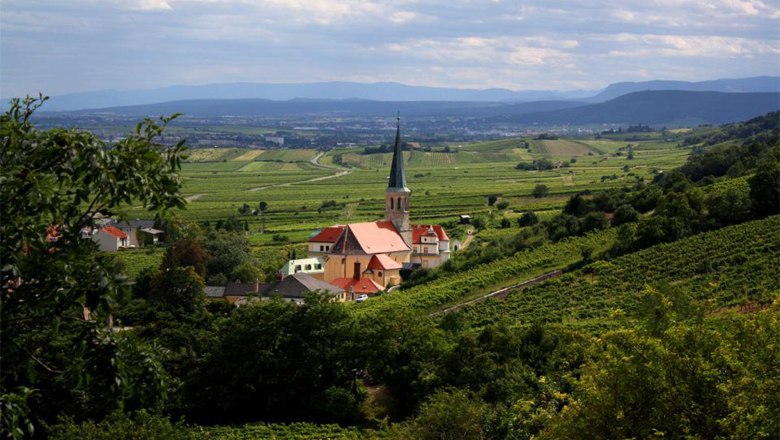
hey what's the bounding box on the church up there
[284,118,451,298]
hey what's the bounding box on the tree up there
[0,96,186,434]
[748,158,780,217]
[518,211,539,227]
[202,230,253,279]
[161,239,209,278]
[532,184,549,198]
[487,195,498,206]
[496,201,510,210]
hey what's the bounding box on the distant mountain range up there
[65,90,780,126]
[497,91,780,126]
[13,76,778,112]
[586,76,780,102]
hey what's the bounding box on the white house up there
[92,226,129,252]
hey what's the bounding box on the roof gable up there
[343,221,410,254]
[331,277,383,294]
[310,226,345,243]
[412,224,449,243]
[265,273,344,298]
[368,254,403,270]
[102,226,128,239]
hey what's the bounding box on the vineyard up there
[119,132,691,245]
[453,216,780,333]
[355,228,617,317]
[191,422,362,439]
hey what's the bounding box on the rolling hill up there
[496,90,780,126]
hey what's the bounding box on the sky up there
[1,0,779,97]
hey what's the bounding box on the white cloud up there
[133,0,173,11]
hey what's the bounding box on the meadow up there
[123,133,691,242]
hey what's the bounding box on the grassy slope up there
[453,216,780,334]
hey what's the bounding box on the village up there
[87,120,454,304]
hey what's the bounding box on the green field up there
[124,134,690,244]
[453,215,780,333]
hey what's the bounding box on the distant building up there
[265,136,285,146]
[264,273,345,304]
[112,219,164,247]
[278,257,326,280]
[92,226,129,252]
[205,280,265,305]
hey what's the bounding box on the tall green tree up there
[0,96,187,436]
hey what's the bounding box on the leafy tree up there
[0,96,186,434]
[202,230,253,280]
[161,239,209,278]
[148,267,206,318]
[532,184,549,199]
[496,201,509,210]
[748,158,780,217]
[187,295,360,424]
[518,211,539,227]
[487,195,498,206]
[612,204,639,226]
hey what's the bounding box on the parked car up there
[355,294,369,302]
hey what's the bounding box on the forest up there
[2,97,779,439]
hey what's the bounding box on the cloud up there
[133,0,173,11]
[0,0,777,96]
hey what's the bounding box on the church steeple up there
[388,114,408,190]
[385,114,412,247]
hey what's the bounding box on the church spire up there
[387,113,408,190]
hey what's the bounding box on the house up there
[411,225,450,268]
[224,280,264,304]
[112,219,164,247]
[280,117,451,299]
[92,226,129,252]
[278,257,326,280]
[205,280,265,304]
[264,272,345,304]
[308,227,344,255]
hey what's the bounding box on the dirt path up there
[248,151,352,192]
[185,193,206,202]
[459,228,476,250]
[431,270,563,316]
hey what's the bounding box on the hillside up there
[588,76,780,101]
[453,215,780,332]
[500,90,780,126]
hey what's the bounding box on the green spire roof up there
[388,115,408,190]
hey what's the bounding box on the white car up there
[355,294,369,302]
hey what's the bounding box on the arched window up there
[390,198,394,210]
[397,197,401,211]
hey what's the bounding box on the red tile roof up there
[331,277,384,294]
[367,254,403,270]
[343,221,409,254]
[102,226,128,239]
[412,224,449,244]
[310,226,345,243]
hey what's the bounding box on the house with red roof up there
[92,226,129,252]
[290,117,451,299]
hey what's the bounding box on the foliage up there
[532,184,549,198]
[0,96,186,432]
[47,410,193,440]
[185,295,361,424]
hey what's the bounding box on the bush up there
[496,201,510,210]
[518,211,540,227]
[532,184,549,198]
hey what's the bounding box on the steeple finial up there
[388,113,408,190]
